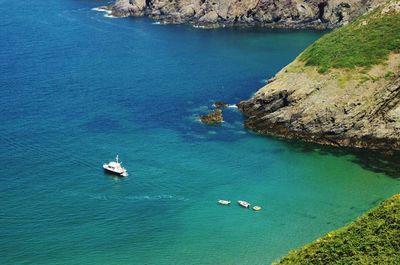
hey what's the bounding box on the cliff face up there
[238,0,400,151]
[107,0,386,28]
[238,57,400,151]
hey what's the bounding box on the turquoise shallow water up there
[1,0,399,264]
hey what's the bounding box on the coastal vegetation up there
[300,0,400,73]
[237,1,400,263]
[275,194,400,264]
[238,0,400,151]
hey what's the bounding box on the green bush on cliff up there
[274,194,400,264]
[300,1,400,72]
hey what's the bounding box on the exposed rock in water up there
[214,101,228,108]
[200,108,223,125]
[104,0,386,29]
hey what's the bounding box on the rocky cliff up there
[106,0,386,28]
[238,0,400,151]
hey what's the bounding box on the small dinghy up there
[253,206,262,211]
[238,200,251,208]
[218,200,231,205]
[103,155,128,177]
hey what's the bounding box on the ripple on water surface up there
[0,1,399,265]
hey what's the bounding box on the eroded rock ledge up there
[237,55,400,152]
[106,0,386,28]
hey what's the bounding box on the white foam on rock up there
[227,104,238,109]
[92,7,121,18]
[91,7,112,14]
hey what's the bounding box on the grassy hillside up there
[274,194,400,264]
[300,0,400,73]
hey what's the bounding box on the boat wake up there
[88,194,188,202]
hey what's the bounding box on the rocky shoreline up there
[103,0,386,29]
[237,57,400,152]
[237,0,400,153]
[99,0,400,153]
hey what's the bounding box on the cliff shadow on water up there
[183,100,400,179]
[272,135,400,179]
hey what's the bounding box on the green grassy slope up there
[299,0,400,73]
[274,194,400,264]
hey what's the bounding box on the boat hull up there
[102,156,128,177]
[103,168,126,177]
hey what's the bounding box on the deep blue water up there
[1,0,399,264]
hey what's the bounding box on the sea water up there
[0,0,399,264]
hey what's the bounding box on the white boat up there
[103,155,128,177]
[218,200,231,205]
[238,200,251,208]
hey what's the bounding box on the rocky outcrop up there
[200,108,224,124]
[238,0,400,152]
[237,54,400,151]
[106,0,387,28]
[214,101,228,108]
